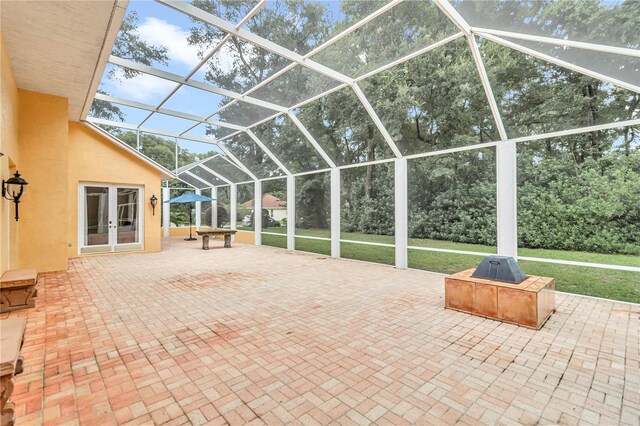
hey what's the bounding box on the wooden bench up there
[196,229,238,250]
[445,269,555,329]
[1,318,26,426]
[0,270,38,313]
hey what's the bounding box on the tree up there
[116,0,640,254]
[90,11,169,121]
[111,130,217,170]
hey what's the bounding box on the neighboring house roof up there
[243,194,287,209]
[84,122,177,180]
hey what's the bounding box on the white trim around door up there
[78,183,145,255]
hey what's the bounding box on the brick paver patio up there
[3,238,639,425]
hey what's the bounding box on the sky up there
[96,0,353,157]
[98,0,235,155]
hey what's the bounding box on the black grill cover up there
[471,256,527,284]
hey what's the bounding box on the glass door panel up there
[80,184,143,254]
[85,186,110,246]
[117,188,139,244]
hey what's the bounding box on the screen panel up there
[190,166,227,187]
[250,65,341,108]
[261,178,288,248]
[341,162,395,264]
[451,0,639,49]
[237,182,255,231]
[310,1,458,78]
[245,0,387,56]
[253,115,329,173]
[216,186,231,228]
[361,37,498,156]
[222,133,285,179]
[407,148,498,264]
[517,128,640,269]
[501,38,640,88]
[294,86,395,166]
[480,37,639,139]
[199,187,213,228]
[295,171,331,240]
[201,156,253,183]
[194,36,293,93]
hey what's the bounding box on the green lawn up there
[260,227,639,303]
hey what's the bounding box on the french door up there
[79,183,144,254]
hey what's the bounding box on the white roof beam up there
[95,93,246,131]
[432,0,471,36]
[236,0,267,27]
[286,112,336,169]
[304,0,405,58]
[214,145,259,181]
[156,0,354,85]
[351,83,402,158]
[245,129,292,176]
[354,32,465,82]
[109,55,289,112]
[138,34,233,128]
[472,28,640,57]
[476,32,640,94]
[89,116,259,180]
[467,35,509,141]
[174,177,198,188]
[138,1,267,127]
[184,170,220,188]
[508,118,640,144]
[86,117,223,145]
[197,164,234,185]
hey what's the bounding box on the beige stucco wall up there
[0,32,20,274]
[17,90,69,272]
[67,122,163,257]
[0,29,165,275]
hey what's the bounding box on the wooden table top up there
[196,229,238,235]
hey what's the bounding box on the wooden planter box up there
[445,269,555,329]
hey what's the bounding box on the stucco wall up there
[0,32,20,274]
[234,231,255,245]
[18,90,69,272]
[67,122,162,257]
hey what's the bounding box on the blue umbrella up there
[163,193,216,241]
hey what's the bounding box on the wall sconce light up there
[150,194,158,215]
[2,171,28,221]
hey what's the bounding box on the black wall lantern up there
[150,194,158,215]
[2,171,28,221]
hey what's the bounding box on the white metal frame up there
[86,0,640,277]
